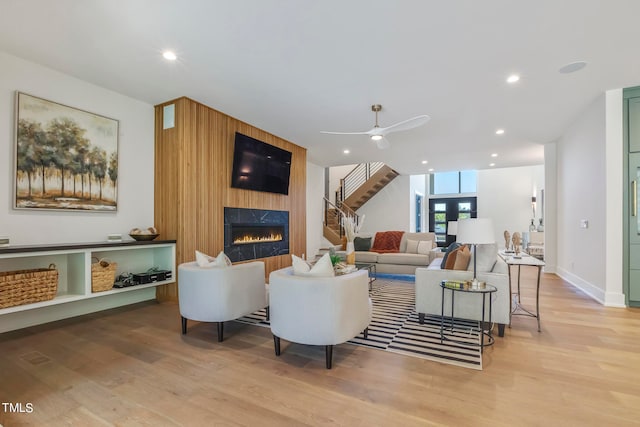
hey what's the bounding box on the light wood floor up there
[1,270,640,426]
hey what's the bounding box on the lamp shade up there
[456,218,495,244]
[447,221,458,236]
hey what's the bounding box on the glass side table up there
[439,281,497,352]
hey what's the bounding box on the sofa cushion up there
[377,252,430,266]
[292,253,335,277]
[444,246,462,269]
[405,239,419,253]
[355,251,379,263]
[441,242,462,268]
[467,243,498,273]
[371,231,404,253]
[417,240,433,255]
[195,250,231,268]
[492,257,508,274]
[399,232,436,252]
[354,236,372,251]
[453,245,471,270]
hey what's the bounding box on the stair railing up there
[335,162,384,206]
[323,197,360,239]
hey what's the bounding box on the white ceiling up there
[2,0,640,175]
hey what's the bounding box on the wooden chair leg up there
[181,316,187,335]
[363,327,368,339]
[265,306,270,321]
[217,322,224,342]
[273,335,281,356]
[325,345,333,369]
[418,313,425,324]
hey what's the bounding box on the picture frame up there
[14,92,119,212]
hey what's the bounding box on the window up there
[431,171,477,195]
[429,197,477,246]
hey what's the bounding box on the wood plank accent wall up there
[154,97,306,301]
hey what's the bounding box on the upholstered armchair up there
[268,267,372,369]
[178,261,267,342]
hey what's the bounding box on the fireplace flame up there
[233,232,283,245]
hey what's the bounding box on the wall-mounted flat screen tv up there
[231,132,292,195]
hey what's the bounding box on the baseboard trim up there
[555,267,626,307]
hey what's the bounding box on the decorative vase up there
[537,218,544,232]
[346,241,356,265]
[529,219,536,232]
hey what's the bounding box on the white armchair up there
[415,257,510,336]
[178,261,267,342]
[268,267,372,369]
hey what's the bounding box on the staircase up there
[323,163,399,245]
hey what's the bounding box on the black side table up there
[440,281,497,352]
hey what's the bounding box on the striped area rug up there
[236,279,482,370]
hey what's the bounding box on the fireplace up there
[224,207,289,262]
[231,224,285,245]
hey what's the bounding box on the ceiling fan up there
[320,104,430,149]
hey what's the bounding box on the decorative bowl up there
[129,233,159,241]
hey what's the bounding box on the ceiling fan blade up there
[379,115,430,134]
[376,137,390,149]
[320,130,372,135]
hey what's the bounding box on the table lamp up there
[456,218,495,289]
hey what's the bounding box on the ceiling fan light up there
[371,135,383,141]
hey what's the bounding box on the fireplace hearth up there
[224,208,289,262]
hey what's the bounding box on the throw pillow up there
[291,254,311,274]
[453,245,471,270]
[195,250,231,268]
[353,236,372,251]
[417,240,433,255]
[370,231,404,253]
[405,239,419,253]
[444,246,463,269]
[292,253,335,277]
[467,243,498,273]
[440,242,462,268]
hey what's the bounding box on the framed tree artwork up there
[14,92,119,212]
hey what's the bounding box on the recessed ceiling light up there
[489,163,496,167]
[495,129,505,135]
[559,61,587,74]
[421,160,428,164]
[428,168,434,172]
[506,74,520,83]
[343,149,350,154]
[491,153,498,157]
[162,50,177,61]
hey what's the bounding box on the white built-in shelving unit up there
[0,240,176,333]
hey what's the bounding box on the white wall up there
[306,161,325,259]
[356,175,411,233]
[555,94,608,302]
[476,165,545,247]
[0,51,155,245]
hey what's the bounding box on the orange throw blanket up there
[370,231,405,253]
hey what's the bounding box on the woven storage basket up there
[0,264,58,309]
[91,258,117,292]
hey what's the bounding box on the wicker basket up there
[91,258,117,292]
[0,264,58,309]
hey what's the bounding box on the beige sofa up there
[414,244,510,336]
[322,232,440,275]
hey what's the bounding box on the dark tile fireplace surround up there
[224,207,289,262]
